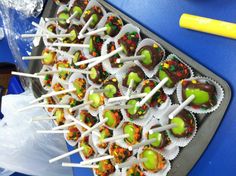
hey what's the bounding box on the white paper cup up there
[134,38,165,78]
[114,23,141,58]
[159,104,197,147]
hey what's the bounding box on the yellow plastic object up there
[179,13,236,39]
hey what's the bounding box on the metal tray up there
[29,0,232,175]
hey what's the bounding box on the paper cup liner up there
[86,68,105,88]
[78,134,98,161]
[115,62,143,95]
[134,38,165,78]
[43,96,58,116]
[114,24,141,58]
[91,127,111,155]
[56,5,70,31]
[156,54,194,95]
[38,65,53,92]
[176,76,224,114]
[143,118,179,160]
[121,103,152,127]
[97,12,124,38]
[159,104,197,147]
[98,107,125,130]
[58,95,80,120]
[113,121,141,153]
[101,75,124,104]
[92,156,121,176]
[83,36,93,59]
[121,156,146,175]
[57,20,85,50]
[101,38,124,74]
[66,0,82,24]
[135,78,172,113]
[83,34,107,60]
[83,86,105,116]
[52,58,72,83]
[64,119,82,147]
[55,53,73,65]
[42,21,60,45]
[75,108,99,131]
[68,72,88,101]
[108,142,135,167]
[81,0,107,31]
[137,146,171,176]
[54,1,69,6]
[51,74,69,93]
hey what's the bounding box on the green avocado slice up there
[171,117,186,135]
[104,84,117,98]
[158,70,173,87]
[141,49,152,65]
[185,88,209,105]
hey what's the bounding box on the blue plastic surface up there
[0,0,236,175]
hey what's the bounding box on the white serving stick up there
[87,47,123,69]
[116,55,144,63]
[52,121,78,131]
[46,33,73,38]
[32,116,57,121]
[81,118,108,137]
[108,93,147,103]
[11,71,44,79]
[90,88,111,94]
[58,67,91,74]
[115,158,147,169]
[80,155,114,165]
[30,88,76,104]
[136,77,169,107]
[128,138,157,151]
[48,47,74,58]
[22,56,45,60]
[32,21,57,36]
[168,95,195,119]
[47,42,89,48]
[21,33,72,39]
[149,124,177,135]
[83,26,107,37]
[18,104,70,112]
[66,11,79,23]
[37,130,69,134]
[102,104,134,110]
[99,134,129,144]
[69,116,100,137]
[74,47,123,66]
[125,79,134,100]
[62,163,99,169]
[49,147,84,163]
[69,100,93,113]
[36,70,61,75]
[44,17,65,22]
[78,16,93,38]
[31,21,63,42]
[21,34,48,38]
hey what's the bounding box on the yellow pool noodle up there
[179,13,236,39]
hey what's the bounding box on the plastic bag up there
[0,0,44,17]
[0,90,73,176]
[0,1,44,89]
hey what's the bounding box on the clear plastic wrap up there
[0,91,73,176]
[0,0,44,17]
[0,0,44,89]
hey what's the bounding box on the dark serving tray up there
[29,0,231,175]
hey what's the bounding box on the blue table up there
[1,0,236,175]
